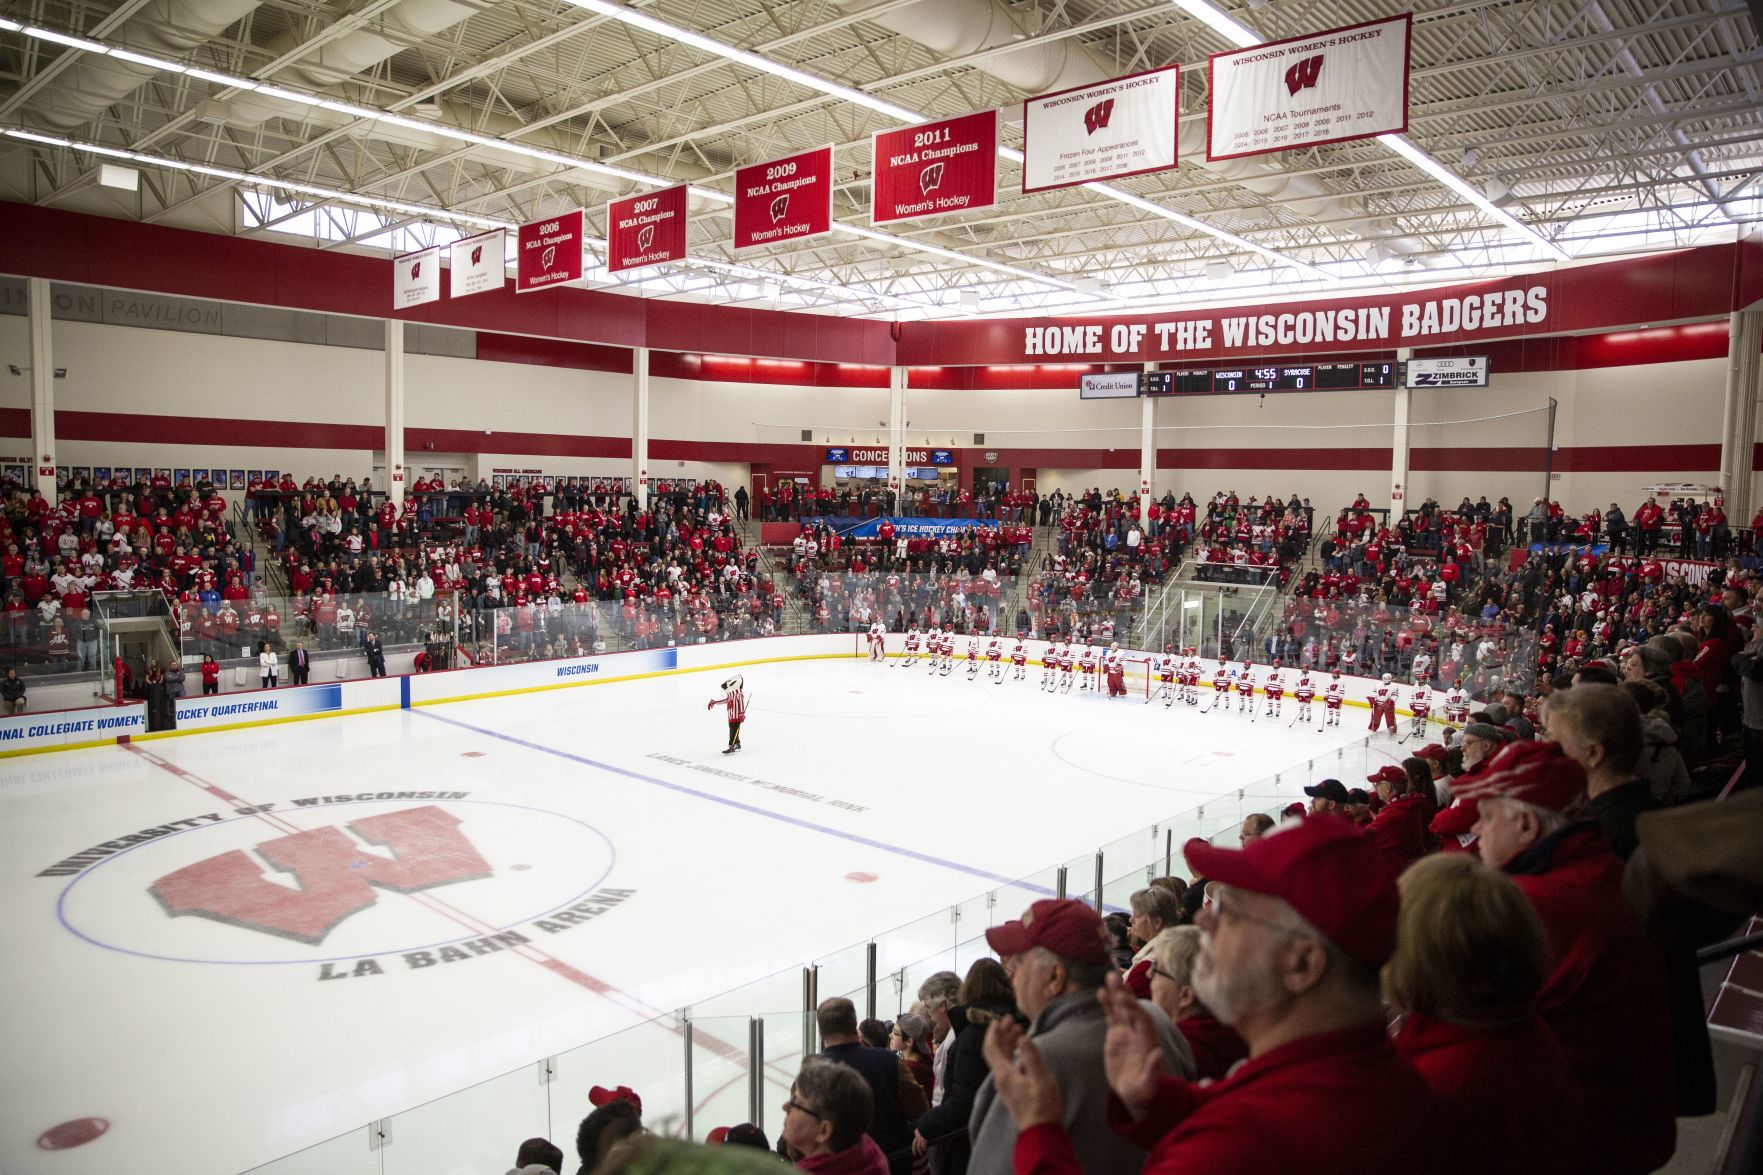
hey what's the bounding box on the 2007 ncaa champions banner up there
[1022,66,1179,193]
[1207,14,1411,161]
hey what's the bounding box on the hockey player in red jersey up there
[1369,672,1398,734]
[707,675,747,754]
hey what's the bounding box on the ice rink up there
[0,653,1400,1175]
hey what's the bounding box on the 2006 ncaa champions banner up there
[1208,14,1411,161]
[1022,66,1179,193]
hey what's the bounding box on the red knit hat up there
[1183,815,1400,971]
[1453,740,1587,813]
[985,899,1110,966]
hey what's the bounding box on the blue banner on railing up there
[1527,542,1609,556]
[805,515,1003,539]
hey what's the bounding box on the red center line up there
[120,741,759,1066]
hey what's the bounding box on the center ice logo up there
[148,805,490,945]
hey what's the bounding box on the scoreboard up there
[1138,360,1398,396]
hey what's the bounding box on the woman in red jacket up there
[1385,852,1585,1175]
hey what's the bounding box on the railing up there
[248,717,1387,1173]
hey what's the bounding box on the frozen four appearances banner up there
[1208,14,1411,161]
[871,110,998,224]
[448,229,506,298]
[517,209,586,293]
[1022,66,1179,193]
[607,184,688,274]
[734,146,834,250]
[392,246,441,309]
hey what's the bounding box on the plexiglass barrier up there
[246,730,1381,1173]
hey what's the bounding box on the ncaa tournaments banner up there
[448,228,506,298]
[517,209,586,293]
[1021,66,1179,193]
[870,110,998,224]
[392,245,441,309]
[1207,14,1411,161]
[607,184,688,274]
[733,146,833,250]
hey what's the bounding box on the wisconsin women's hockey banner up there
[1022,66,1179,193]
[448,229,506,298]
[733,146,833,249]
[392,246,441,309]
[1208,15,1411,161]
[871,111,997,224]
[607,184,687,273]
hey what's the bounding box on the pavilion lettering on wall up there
[1022,285,1550,358]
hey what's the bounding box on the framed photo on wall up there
[174,469,190,486]
[247,470,263,484]
[264,470,280,482]
[71,466,91,481]
[229,470,246,489]
[2,465,24,484]
[93,466,111,482]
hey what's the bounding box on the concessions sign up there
[871,111,998,224]
[1022,66,1179,192]
[517,209,586,293]
[1208,15,1411,161]
[734,146,834,250]
[448,229,505,298]
[607,184,688,274]
[392,246,440,309]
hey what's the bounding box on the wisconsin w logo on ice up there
[149,805,491,945]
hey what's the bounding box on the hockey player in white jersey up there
[1010,636,1028,682]
[1444,678,1471,728]
[867,619,886,662]
[1263,659,1285,718]
[986,636,1005,683]
[965,635,982,680]
[901,625,921,668]
[1323,670,1346,728]
[1184,650,1203,706]
[1151,644,1177,707]
[1235,659,1256,712]
[1294,672,1316,725]
[1078,645,1098,692]
[1408,683,1432,738]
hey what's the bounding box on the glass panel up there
[379,1062,549,1175]
[243,1125,381,1175]
[684,1016,756,1142]
[552,1016,695,1146]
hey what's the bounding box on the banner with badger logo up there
[392,245,441,309]
[1207,14,1411,161]
[448,229,506,298]
[1021,66,1179,193]
[516,209,585,293]
[871,110,997,224]
[733,145,833,250]
[607,185,688,274]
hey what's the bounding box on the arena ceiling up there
[0,0,1758,321]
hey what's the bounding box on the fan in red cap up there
[1364,764,1428,867]
[978,817,1434,1175]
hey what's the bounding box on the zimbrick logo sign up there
[1083,98,1115,135]
[1284,54,1323,96]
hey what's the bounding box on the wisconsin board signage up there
[734,146,834,249]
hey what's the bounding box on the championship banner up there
[870,110,997,224]
[1021,66,1179,193]
[1207,14,1411,161]
[733,146,834,250]
[392,246,441,309]
[516,209,586,293]
[448,229,505,298]
[607,184,688,274]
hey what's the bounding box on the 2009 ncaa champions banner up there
[733,146,834,250]
[1022,66,1179,192]
[1208,15,1411,161]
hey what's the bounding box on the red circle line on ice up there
[845,871,879,883]
[38,1118,109,1150]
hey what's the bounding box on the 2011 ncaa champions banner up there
[1022,66,1180,192]
[871,111,998,224]
[1208,15,1411,160]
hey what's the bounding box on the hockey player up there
[1236,659,1256,712]
[937,625,955,676]
[986,636,1004,682]
[1212,659,1233,711]
[902,625,921,668]
[1058,641,1075,693]
[1078,645,1098,692]
[1369,672,1399,734]
[707,675,747,754]
[1294,672,1316,725]
[1105,642,1127,699]
[1264,659,1284,717]
[965,634,982,680]
[1040,639,1058,691]
[1152,644,1177,707]
[1324,669,1346,728]
[1444,678,1471,728]
[1410,648,1433,687]
[867,619,886,662]
[1408,682,1431,738]
[1010,635,1028,682]
[1184,649,1203,706]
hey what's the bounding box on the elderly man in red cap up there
[1460,739,1677,1175]
[966,899,1193,1175]
[980,818,1435,1174]
[1365,764,1428,867]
